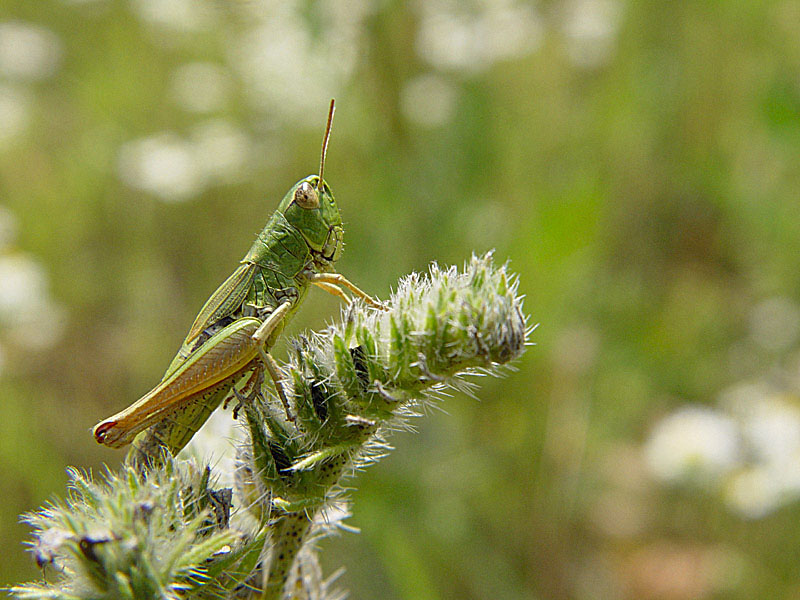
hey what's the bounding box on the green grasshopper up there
[93,100,380,457]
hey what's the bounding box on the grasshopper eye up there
[294,182,319,209]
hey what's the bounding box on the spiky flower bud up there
[10,460,249,599]
[12,253,531,600]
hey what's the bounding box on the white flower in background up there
[0,84,32,147]
[416,1,543,72]
[233,24,330,121]
[400,74,458,127]
[129,0,214,32]
[0,254,48,318]
[0,253,67,351]
[170,62,233,114]
[648,383,800,518]
[725,467,785,520]
[417,11,472,72]
[190,119,252,184]
[6,296,67,351]
[118,133,205,202]
[735,393,800,466]
[230,2,370,123]
[561,0,621,68]
[0,22,62,81]
[721,384,800,499]
[748,296,800,353]
[0,205,18,251]
[478,3,543,63]
[644,406,741,485]
[118,123,255,200]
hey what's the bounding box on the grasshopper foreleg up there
[252,301,295,422]
[307,272,383,308]
[311,280,351,304]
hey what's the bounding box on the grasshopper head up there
[278,100,343,271]
[279,175,343,270]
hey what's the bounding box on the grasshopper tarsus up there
[231,401,243,422]
[230,366,264,421]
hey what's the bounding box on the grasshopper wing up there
[185,262,256,344]
[94,317,261,448]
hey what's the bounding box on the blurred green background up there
[2,1,800,598]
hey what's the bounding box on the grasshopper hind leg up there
[126,379,236,470]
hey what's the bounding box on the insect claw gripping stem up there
[229,366,264,420]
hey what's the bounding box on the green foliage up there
[2,1,800,598]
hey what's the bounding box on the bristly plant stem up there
[10,253,532,600]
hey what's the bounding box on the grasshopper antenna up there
[318,98,335,191]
